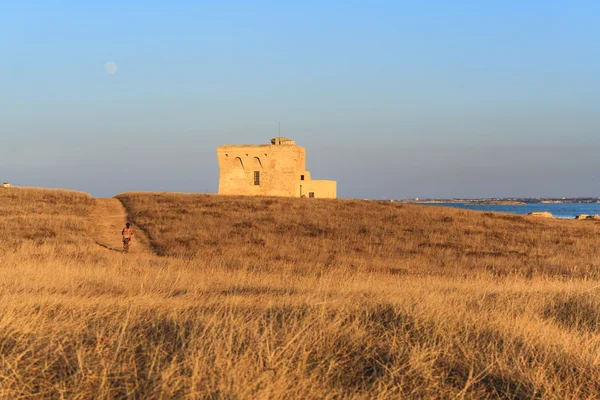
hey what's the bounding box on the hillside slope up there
[117,192,600,279]
[3,188,600,398]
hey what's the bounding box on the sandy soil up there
[88,198,153,255]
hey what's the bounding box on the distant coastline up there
[400,197,600,205]
[406,200,600,220]
[478,200,526,205]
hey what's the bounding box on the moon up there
[104,61,118,75]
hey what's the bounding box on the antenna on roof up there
[278,121,281,143]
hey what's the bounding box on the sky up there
[1,1,599,199]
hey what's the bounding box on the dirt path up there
[88,198,154,256]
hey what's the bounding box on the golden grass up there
[3,188,600,398]
[117,192,600,279]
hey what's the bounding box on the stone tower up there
[217,138,336,198]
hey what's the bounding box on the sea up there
[425,203,600,219]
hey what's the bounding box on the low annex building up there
[217,137,336,198]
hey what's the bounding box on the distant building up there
[217,137,336,198]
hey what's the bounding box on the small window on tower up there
[300,175,305,180]
[254,171,260,185]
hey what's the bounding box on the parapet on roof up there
[271,137,296,145]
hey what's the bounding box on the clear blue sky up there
[1,1,599,198]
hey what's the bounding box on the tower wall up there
[216,138,337,198]
[217,144,306,197]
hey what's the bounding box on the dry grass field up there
[3,188,600,399]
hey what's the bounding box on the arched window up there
[234,157,245,171]
[252,157,263,170]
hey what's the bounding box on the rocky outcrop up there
[528,211,553,218]
[576,214,600,220]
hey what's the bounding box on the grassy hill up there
[117,192,600,279]
[3,188,600,398]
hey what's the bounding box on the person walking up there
[122,223,134,252]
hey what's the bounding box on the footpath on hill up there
[88,198,154,256]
